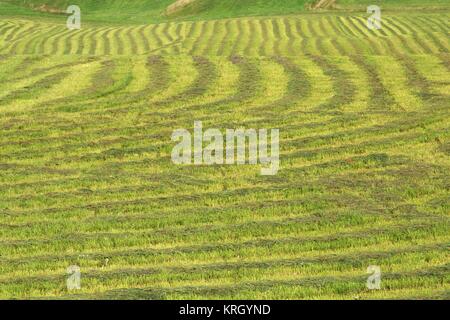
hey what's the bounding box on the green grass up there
[0,1,449,300]
[2,0,448,24]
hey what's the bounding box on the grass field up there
[0,0,449,300]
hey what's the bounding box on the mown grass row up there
[0,13,449,55]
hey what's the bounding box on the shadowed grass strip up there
[350,55,396,111]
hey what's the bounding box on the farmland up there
[0,0,449,299]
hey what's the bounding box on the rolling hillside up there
[3,0,449,23]
[0,5,448,55]
[0,0,449,300]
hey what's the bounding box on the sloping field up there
[0,12,449,55]
[0,1,449,300]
